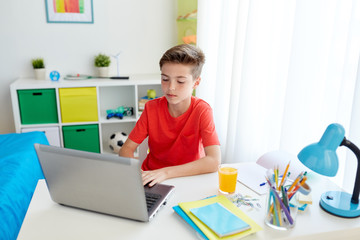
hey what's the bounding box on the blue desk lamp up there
[297,123,360,218]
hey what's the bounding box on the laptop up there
[34,144,175,222]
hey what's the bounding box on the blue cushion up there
[0,132,48,240]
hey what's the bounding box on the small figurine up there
[147,89,156,99]
[106,106,133,119]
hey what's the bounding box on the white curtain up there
[197,0,360,191]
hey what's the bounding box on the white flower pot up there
[97,67,109,78]
[34,68,46,80]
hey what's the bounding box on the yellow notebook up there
[178,195,262,239]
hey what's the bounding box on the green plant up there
[94,54,111,67]
[32,58,45,69]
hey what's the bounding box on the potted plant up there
[32,58,46,80]
[94,54,111,77]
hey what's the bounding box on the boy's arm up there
[119,138,139,158]
[142,145,221,186]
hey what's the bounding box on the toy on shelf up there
[139,89,158,113]
[106,106,133,119]
[147,89,156,99]
[108,132,128,153]
[49,71,60,81]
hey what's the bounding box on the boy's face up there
[160,63,200,108]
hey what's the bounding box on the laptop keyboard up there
[145,192,161,212]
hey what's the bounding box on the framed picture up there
[45,0,94,23]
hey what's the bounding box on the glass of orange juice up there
[218,165,238,194]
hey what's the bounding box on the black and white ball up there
[108,132,128,153]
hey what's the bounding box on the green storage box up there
[17,89,58,124]
[62,124,100,153]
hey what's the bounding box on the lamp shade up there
[297,123,345,177]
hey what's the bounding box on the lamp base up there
[320,191,360,218]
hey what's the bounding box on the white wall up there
[0,0,177,134]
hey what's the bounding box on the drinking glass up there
[218,165,238,194]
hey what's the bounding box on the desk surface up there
[18,163,360,240]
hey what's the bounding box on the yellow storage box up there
[59,87,98,123]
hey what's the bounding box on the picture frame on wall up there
[45,0,94,24]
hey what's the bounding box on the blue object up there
[106,106,133,119]
[106,112,123,119]
[0,132,49,239]
[106,113,115,119]
[49,71,60,81]
[289,203,308,211]
[141,96,158,100]
[190,202,250,237]
[298,123,344,177]
[320,191,360,217]
[298,123,360,218]
[114,112,124,119]
[173,206,209,240]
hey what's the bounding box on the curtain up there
[197,0,360,191]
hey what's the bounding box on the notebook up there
[173,205,209,240]
[178,195,262,240]
[34,144,174,222]
[190,202,251,237]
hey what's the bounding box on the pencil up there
[275,167,278,189]
[279,161,291,189]
[271,187,294,225]
[271,191,280,226]
[284,172,291,183]
[276,195,282,226]
[289,175,308,200]
[287,171,304,192]
[281,186,289,208]
[265,176,276,220]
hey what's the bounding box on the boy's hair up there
[159,44,205,79]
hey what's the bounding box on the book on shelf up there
[175,195,262,240]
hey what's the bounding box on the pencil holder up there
[265,187,298,230]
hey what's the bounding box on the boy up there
[119,44,221,186]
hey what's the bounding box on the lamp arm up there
[341,137,360,204]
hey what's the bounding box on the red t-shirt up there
[129,96,220,170]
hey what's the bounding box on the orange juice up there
[218,166,238,194]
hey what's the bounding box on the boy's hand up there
[142,169,168,187]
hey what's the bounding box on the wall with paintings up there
[0,0,177,133]
[177,0,197,45]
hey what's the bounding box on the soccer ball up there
[108,132,128,153]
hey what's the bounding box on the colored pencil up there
[279,161,291,189]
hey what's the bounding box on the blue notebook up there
[190,202,251,237]
[173,206,209,240]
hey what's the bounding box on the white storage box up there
[21,126,61,147]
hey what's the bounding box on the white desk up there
[18,163,360,240]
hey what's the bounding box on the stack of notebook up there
[173,195,262,240]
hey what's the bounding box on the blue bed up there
[0,132,48,240]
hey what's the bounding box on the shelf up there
[99,115,137,124]
[20,123,60,129]
[60,121,99,126]
[100,122,135,154]
[10,74,161,154]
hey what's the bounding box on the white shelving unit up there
[10,74,162,154]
